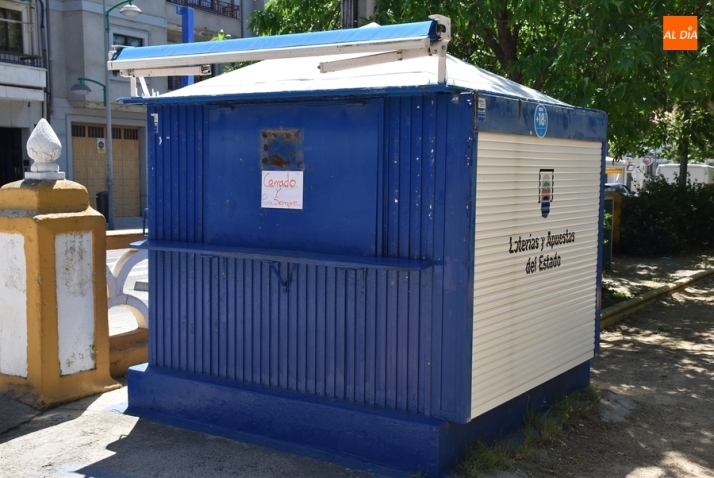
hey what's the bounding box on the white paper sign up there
[261,171,303,209]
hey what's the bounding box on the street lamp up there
[70,78,106,106]
[103,0,142,230]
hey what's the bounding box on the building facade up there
[46,0,258,217]
[0,0,47,187]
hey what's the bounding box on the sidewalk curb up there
[601,268,714,330]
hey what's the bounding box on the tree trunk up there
[470,9,522,84]
[678,106,691,188]
[341,0,358,28]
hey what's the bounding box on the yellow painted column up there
[0,119,119,408]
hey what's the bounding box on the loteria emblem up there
[539,169,554,218]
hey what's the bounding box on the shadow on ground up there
[0,381,379,477]
[0,392,104,445]
[73,419,377,478]
[511,276,714,477]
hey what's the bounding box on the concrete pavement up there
[0,382,382,477]
[1,223,386,477]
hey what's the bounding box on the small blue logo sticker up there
[534,104,548,138]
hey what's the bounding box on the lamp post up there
[102,0,141,229]
[70,78,106,106]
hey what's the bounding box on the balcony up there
[167,0,240,20]
[0,51,43,68]
[0,51,46,102]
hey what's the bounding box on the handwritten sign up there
[261,171,303,209]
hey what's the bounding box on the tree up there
[641,6,714,186]
[249,0,341,36]
[374,0,714,185]
[247,0,714,182]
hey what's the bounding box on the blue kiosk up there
[114,16,607,476]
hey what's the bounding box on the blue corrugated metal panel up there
[147,95,476,421]
[147,103,205,371]
[151,252,434,408]
[148,104,204,243]
[384,95,440,415]
[438,92,477,423]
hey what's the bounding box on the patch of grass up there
[457,441,514,477]
[608,289,633,300]
[455,384,601,477]
[602,282,633,302]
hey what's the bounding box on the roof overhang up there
[107,15,451,97]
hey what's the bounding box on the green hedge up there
[620,175,714,256]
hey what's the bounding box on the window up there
[87,126,104,138]
[0,8,22,53]
[71,125,86,137]
[113,33,143,47]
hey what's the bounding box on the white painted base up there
[0,233,28,378]
[56,232,96,375]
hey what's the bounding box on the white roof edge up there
[159,52,568,106]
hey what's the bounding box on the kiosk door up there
[205,100,382,257]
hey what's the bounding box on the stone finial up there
[25,118,66,180]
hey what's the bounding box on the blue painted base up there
[127,361,590,476]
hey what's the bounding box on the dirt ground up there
[601,251,714,309]
[506,252,714,477]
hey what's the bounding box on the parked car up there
[604,182,634,197]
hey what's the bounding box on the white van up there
[655,163,714,184]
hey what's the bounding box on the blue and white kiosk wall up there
[113,17,607,476]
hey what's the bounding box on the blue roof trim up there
[118,84,460,105]
[120,89,606,141]
[477,94,607,142]
[112,20,437,62]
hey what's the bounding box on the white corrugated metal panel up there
[471,133,602,419]
[162,54,565,106]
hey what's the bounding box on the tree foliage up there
[249,0,341,35]
[375,1,714,166]
[248,0,714,176]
